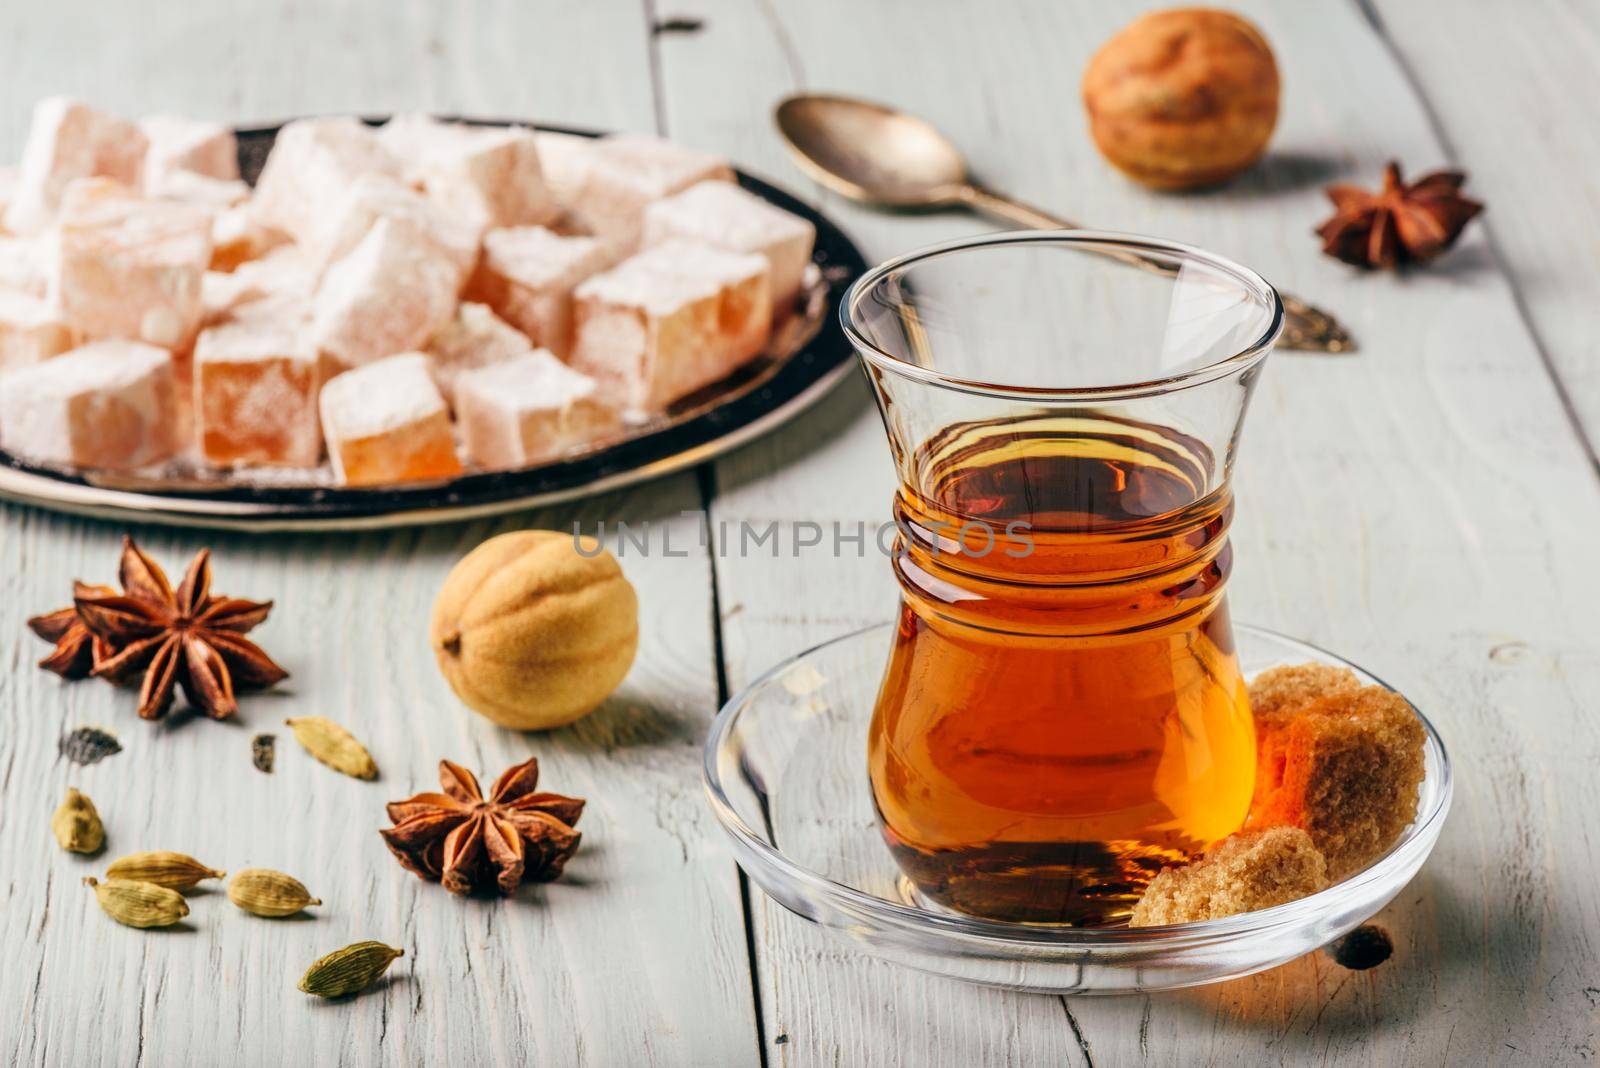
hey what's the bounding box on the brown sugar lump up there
[319,352,463,486]
[1129,827,1328,927]
[644,180,816,317]
[139,116,239,195]
[464,226,612,359]
[571,240,772,412]
[193,303,320,468]
[310,217,460,374]
[571,134,735,253]
[4,98,149,234]
[0,340,179,469]
[1249,663,1360,730]
[455,350,618,470]
[0,292,75,372]
[49,181,213,351]
[1248,685,1426,880]
[380,115,557,231]
[425,302,536,405]
[249,117,403,246]
[306,174,482,284]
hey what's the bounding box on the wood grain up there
[0,3,758,1067]
[662,0,1600,1064]
[4,0,1600,1064]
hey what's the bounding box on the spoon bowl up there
[775,94,971,208]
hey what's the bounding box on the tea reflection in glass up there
[843,232,1282,925]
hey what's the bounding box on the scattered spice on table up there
[1316,161,1483,269]
[382,755,584,896]
[72,537,288,720]
[251,733,277,773]
[58,726,121,765]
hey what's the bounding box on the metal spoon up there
[775,93,1353,354]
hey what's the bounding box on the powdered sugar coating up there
[0,291,74,371]
[139,115,239,196]
[572,134,734,252]
[0,340,177,468]
[426,301,535,403]
[307,173,481,281]
[465,226,611,357]
[320,351,448,440]
[575,240,767,316]
[311,217,460,371]
[4,98,149,234]
[250,117,403,245]
[644,180,816,313]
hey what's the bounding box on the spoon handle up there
[957,184,1354,354]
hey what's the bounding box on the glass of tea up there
[842,231,1283,926]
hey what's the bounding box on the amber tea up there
[868,414,1255,925]
[844,232,1281,928]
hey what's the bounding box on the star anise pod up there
[381,756,585,896]
[1316,161,1483,269]
[75,537,288,720]
[28,583,118,678]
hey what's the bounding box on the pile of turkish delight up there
[0,99,817,486]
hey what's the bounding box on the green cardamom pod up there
[286,717,378,780]
[297,941,404,998]
[106,850,225,891]
[228,868,321,917]
[52,788,105,854]
[85,877,189,928]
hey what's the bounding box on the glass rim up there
[840,229,1285,401]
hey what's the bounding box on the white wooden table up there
[3,2,1597,1064]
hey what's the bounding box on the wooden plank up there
[661,0,1600,1064]
[1365,0,1600,449]
[0,3,759,1066]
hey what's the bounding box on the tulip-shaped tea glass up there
[843,231,1283,926]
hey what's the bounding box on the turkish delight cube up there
[456,350,617,470]
[0,235,51,297]
[194,304,320,467]
[0,166,17,229]
[202,246,313,325]
[533,131,597,207]
[571,240,771,411]
[571,134,733,252]
[139,116,239,195]
[463,226,611,358]
[4,98,148,234]
[0,340,179,469]
[50,182,212,351]
[380,115,556,230]
[319,352,462,486]
[250,117,402,245]
[425,301,535,405]
[150,170,251,210]
[210,203,290,272]
[306,174,480,283]
[0,291,74,372]
[310,217,460,374]
[644,180,816,316]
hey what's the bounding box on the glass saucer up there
[702,623,1452,994]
